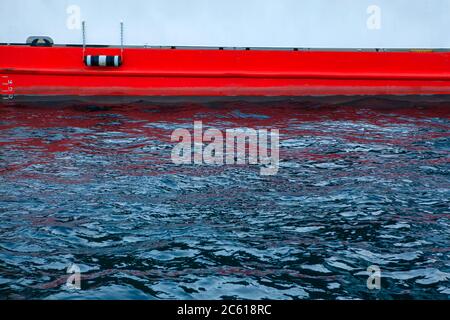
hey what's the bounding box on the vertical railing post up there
[120,21,124,60]
[82,21,86,60]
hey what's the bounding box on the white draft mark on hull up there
[1,75,15,101]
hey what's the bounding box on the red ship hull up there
[1,45,450,101]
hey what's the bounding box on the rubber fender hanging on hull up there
[84,55,122,67]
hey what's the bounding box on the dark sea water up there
[0,98,449,300]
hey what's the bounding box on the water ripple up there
[0,99,449,299]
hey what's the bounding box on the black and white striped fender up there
[84,55,122,67]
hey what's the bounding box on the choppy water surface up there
[0,99,449,300]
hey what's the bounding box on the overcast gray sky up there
[1,0,450,48]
